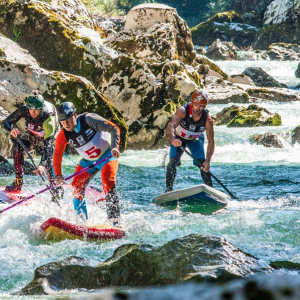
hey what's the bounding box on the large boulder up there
[205,39,238,61]
[254,0,300,50]
[0,0,118,86]
[212,104,282,127]
[18,234,271,295]
[99,56,202,149]
[0,35,128,151]
[123,4,196,64]
[191,11,258,48]
[242,67,287,88]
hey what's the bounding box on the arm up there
[2,106,26,137]
[202,114,215,172]
[40,116,57,166]
[53,129,68,177]
[85,113,120,158]
[167,106,186,147]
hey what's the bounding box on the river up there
[1,60,300,299]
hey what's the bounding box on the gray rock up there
[206,39,237,61]
[242,67,287,88]
[291,125,300,144]
[18,234,271,295]
[250,132,285,148]
[71,274,300,300]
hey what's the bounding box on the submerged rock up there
[249,132,285,148]
[18,234,270,295]
[291,125,300,144]
[242,67,287,88]
[212,104,282,127]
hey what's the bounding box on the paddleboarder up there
[53,102,121,225]
[166,90,215,191]
[2,90,61,200]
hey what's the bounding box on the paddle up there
[0,155,113,214]
[180,146,238,199]
[16,136,60,206]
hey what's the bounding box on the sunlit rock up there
[228,74,255,86]
[0,35,127,151]
[18,234,271,295]
[99,56,202,149]
[120,3,195,64]
[191,11,258,48]
[254,0,300,49]
[106,23,177,62]
[205,39,237,61]
[266,43,300,61]
[0,0,118,85]
[242,67,287,88]
[249,132,285,148]
[212,104,282,127]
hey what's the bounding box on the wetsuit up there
[2,101,58,189]
[166,103,213,190]
[53,113,120,220]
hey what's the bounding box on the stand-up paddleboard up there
[0,187,33,204]
[153,184,230,214]
[0,185,105,204]
[40,217,125,241]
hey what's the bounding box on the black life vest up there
[175,103,208,140]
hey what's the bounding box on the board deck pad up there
[0,187,33,204]
[40,217,125,241]
[152,184,230,214]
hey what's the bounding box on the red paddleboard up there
[0,187,33,204]
[40,217,125,241]
[0,184,105,204]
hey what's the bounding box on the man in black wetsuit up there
[2,90,59,199]
[166,90,215,191]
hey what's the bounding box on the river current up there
[1,60,300,299]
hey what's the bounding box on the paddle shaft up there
[180,146,238,199]
[0,155,112,214]
[16,136,60,206]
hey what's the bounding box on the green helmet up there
[26,91,44,110]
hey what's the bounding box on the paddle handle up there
[180,147,238,199]
[16,136,60,206]
[0,155,113,214]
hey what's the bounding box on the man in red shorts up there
[53,102,121,225]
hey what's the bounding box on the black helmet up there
[57,102,76,122]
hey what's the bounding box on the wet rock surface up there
[18,234,271,295]
[249,132,285,148]
[70,274,300,300]
[242,67,287,88]
[212,104,282,127]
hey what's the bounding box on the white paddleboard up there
[153,184,230,208]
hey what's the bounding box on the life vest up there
[63,113,110,161]
[175,103,208,140]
